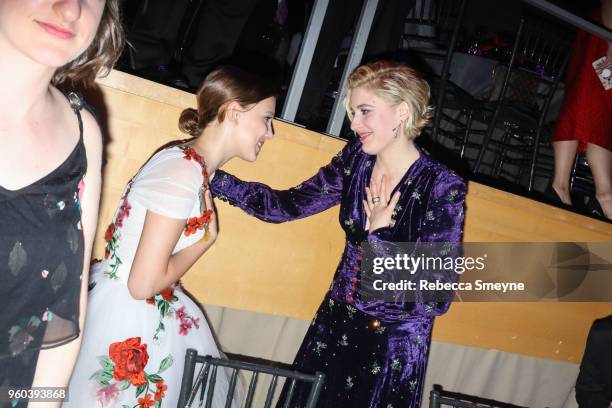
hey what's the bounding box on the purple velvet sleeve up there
[210,143,355,223]
[365,172,467,321]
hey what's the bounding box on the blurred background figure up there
[575,315,612,407]
[550,0,612,221]
[125,0,258,90]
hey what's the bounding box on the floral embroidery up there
[90,337,173,407]
[154,380,167,401]
[184,211,212,237]
[338,334,349,347]
[7,315,41,356]
[147,287,178,342]
[390,358,401,371]
[69,176,85,221]
[175,306,200,336]
[96,382,120,407]
[345,376,354,390]
[109,337,149,386]
[346,305,356,319]
[182,147,199,162]
[447,189,459,203]
[344,218,356,233]
[42,308,53,322]
[179,146,213,240]
[313,341,327,356]
[409,379,417,393]
[104,194,131,280]
[138,393,156,407]
[371,361,381,374]
[424,303,436,314]
[146,287,200,341]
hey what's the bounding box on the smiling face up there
[233,96,276,162]
[0,0,105,69]
[349,86,406,155]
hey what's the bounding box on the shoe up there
[544,184,571,209]
[586,196,611,223]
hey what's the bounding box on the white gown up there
[65,145,238,408]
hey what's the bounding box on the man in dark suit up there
[576,315,612,408]
[127,0,257,89]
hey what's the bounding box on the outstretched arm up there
[210,141,360,222]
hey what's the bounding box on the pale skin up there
[348,86,421,231]
[0,0,105,405]
[551,0,612,219]
[126,97,276,300]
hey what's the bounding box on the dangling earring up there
[392,121,403,139]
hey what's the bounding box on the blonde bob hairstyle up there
[344,60,433,140]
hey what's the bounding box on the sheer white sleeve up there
[129,153,202,219]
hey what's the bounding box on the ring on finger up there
[372,196,381,204]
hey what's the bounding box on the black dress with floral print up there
[0,93,86,407]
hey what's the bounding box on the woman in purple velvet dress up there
[211,61,467,407]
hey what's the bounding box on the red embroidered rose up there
[154,380,167,401]
[182,147,199,161]
[138,393,156,408]
[145,297,155,305]
[160,287,175,301]
[108,337,149,386]
[104,223,115,242]
[200,210,212,226]
[184,217,203,236]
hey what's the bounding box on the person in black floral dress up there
[0,1,125,407]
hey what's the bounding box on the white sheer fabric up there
[66,146,240,408]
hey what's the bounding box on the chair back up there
[405,0,468,48]
[429,386,526,408]
[178,349,326,408]
[490,14,572,122]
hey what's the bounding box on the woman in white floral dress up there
[65,66,277,408]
